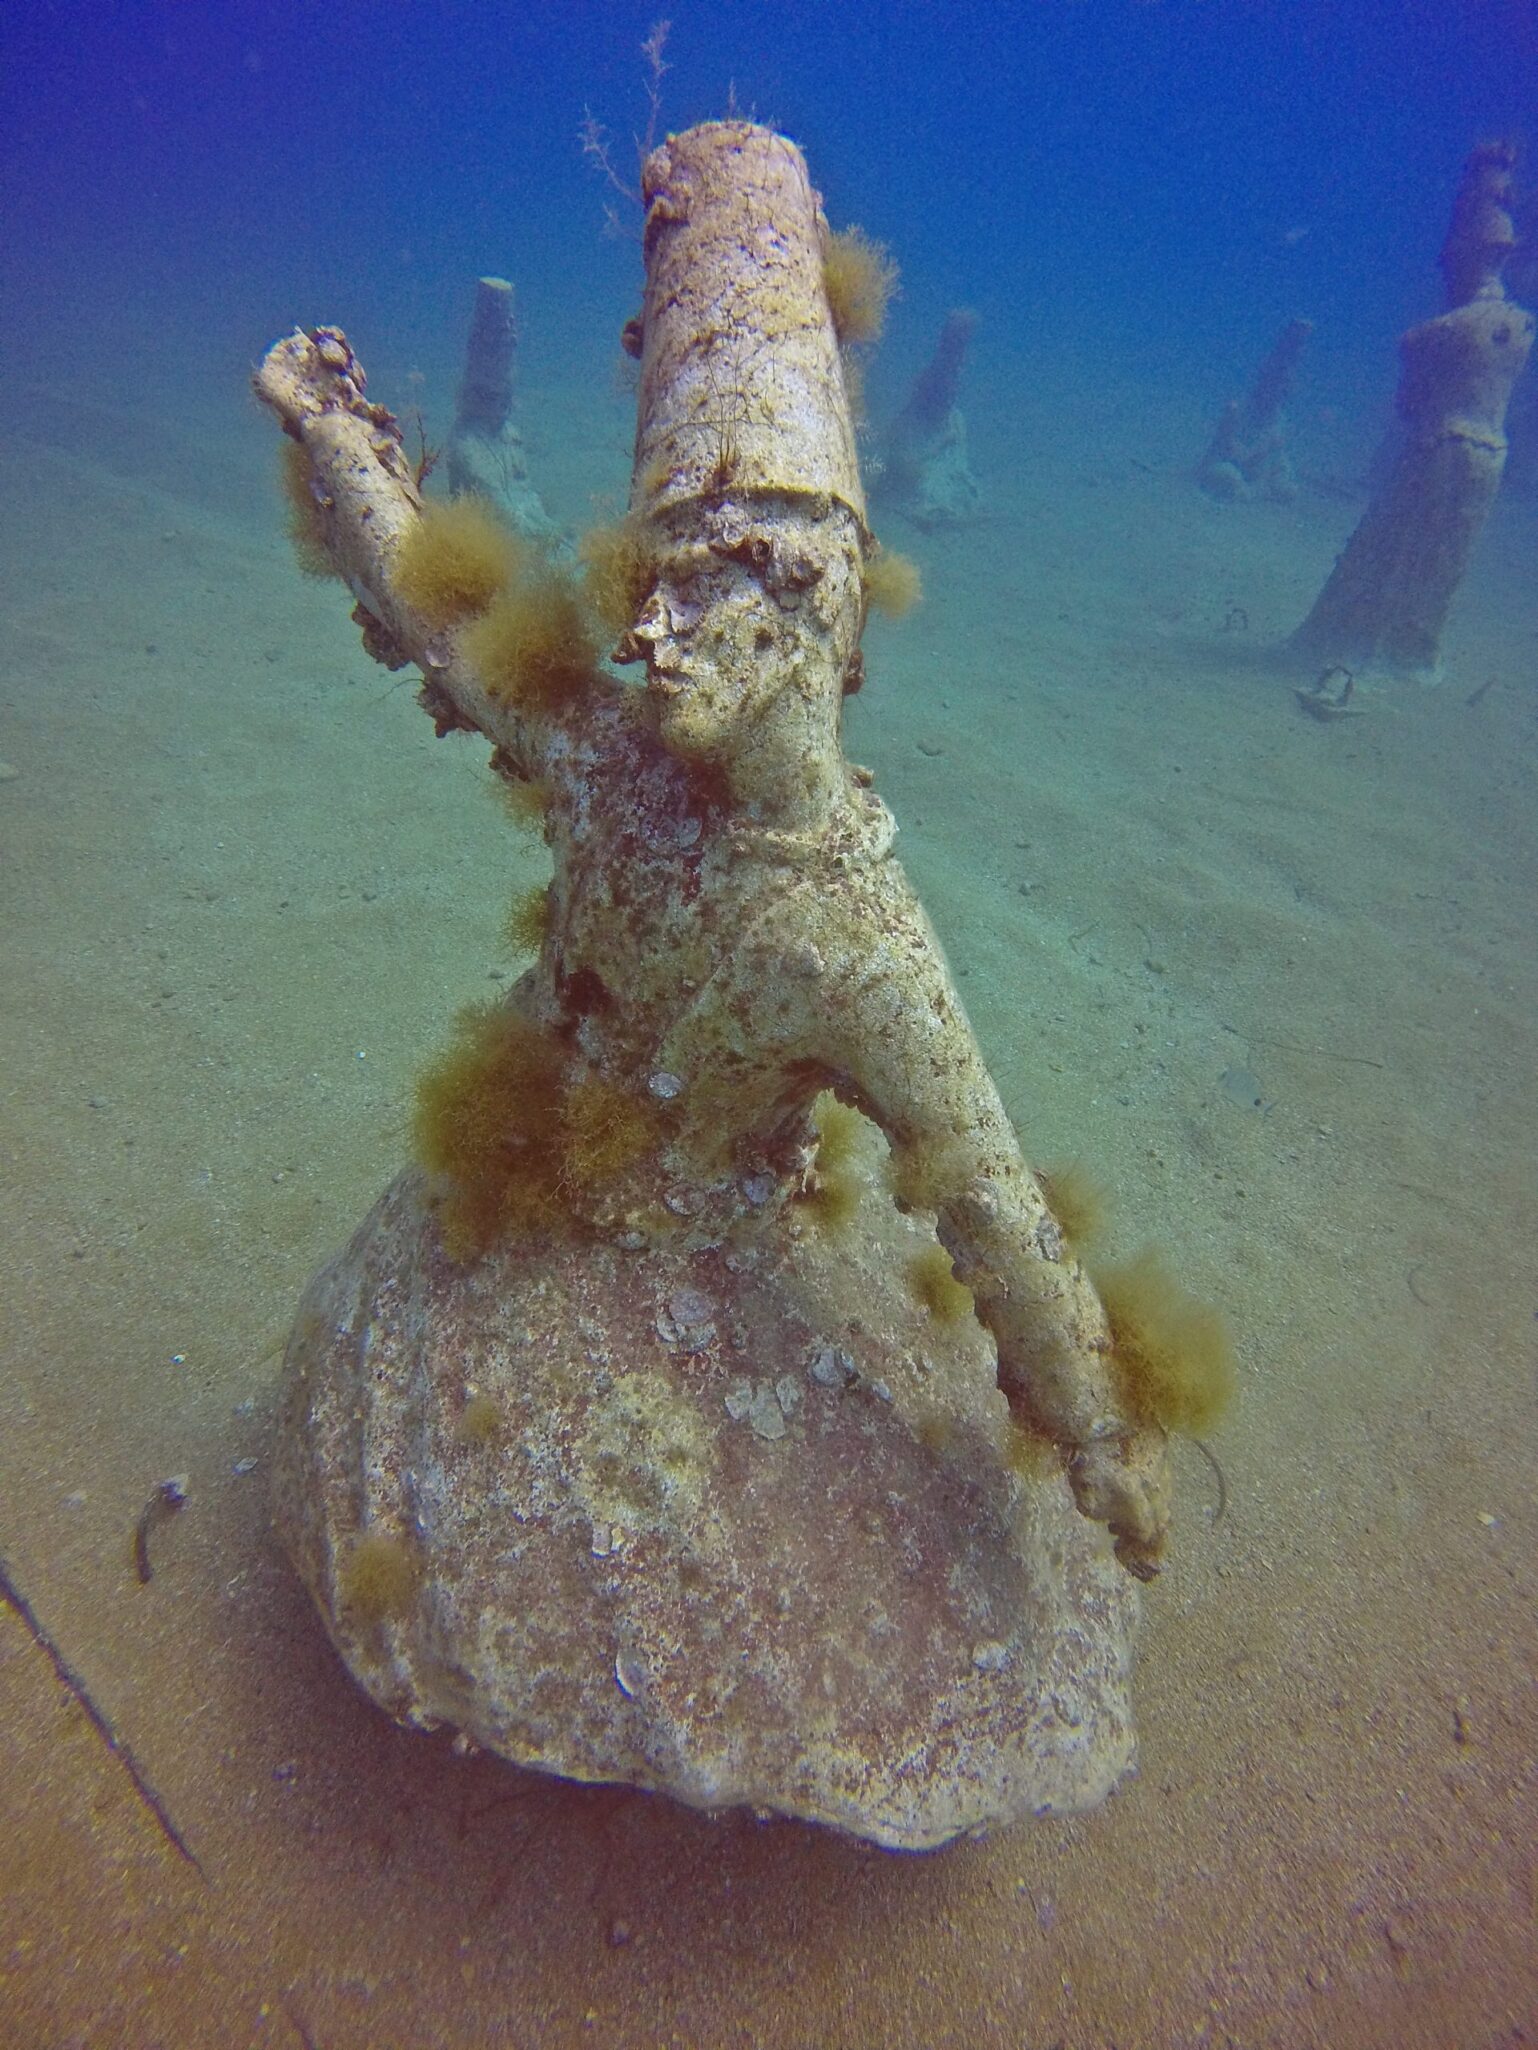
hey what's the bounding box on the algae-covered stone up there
[275,1171,1139,1850]
[256,121,1169,1854]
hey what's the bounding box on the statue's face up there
[630,529,782,763]
[657,587,780,763]
[632,509,863,802]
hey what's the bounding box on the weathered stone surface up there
[257,120,1158,1853]
[274,1170,1139,1850]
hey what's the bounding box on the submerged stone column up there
[1197,317,1312,504]
[443,275,560,541]
[1289,140,1532,682]
[874,308,981,528]
[252,122,1220,1848]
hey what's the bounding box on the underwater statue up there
[1289,139,1532,683]
[1196,317,1313,505]
[256,121,1230,1849]
[442,274,561,543]
[874,307,982,528]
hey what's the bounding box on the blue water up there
[8,2,1537,411]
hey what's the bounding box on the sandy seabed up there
[1,327,1534,2049]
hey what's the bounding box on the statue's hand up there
[1070,1427,1172,1581]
